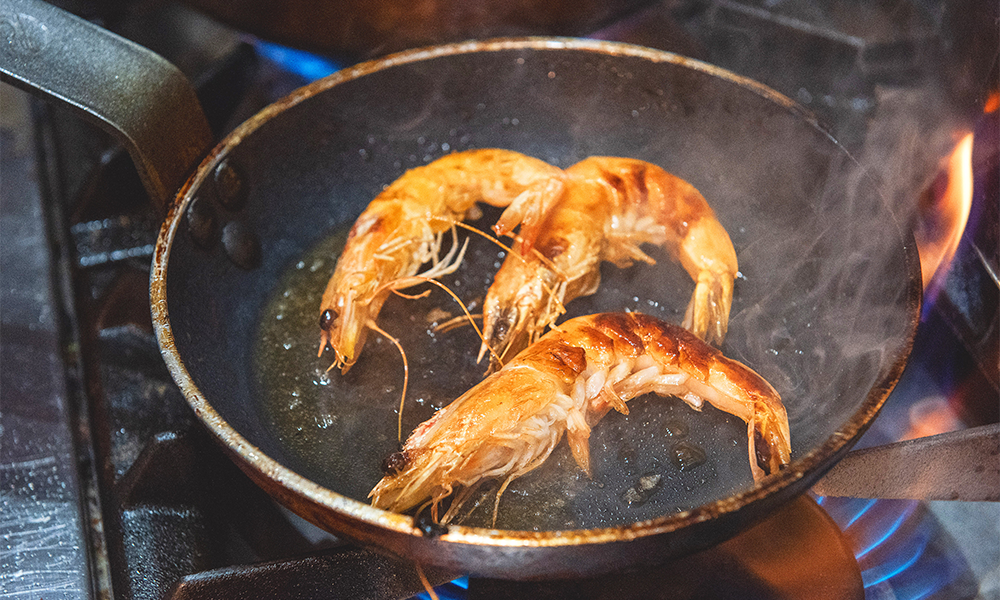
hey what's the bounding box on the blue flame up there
[409,496,968,600]
[864,533,930,586]
[414,576,469,600]
[814,495,878,529]
[855,501,918,560]
[254,40,342,81]
[815,496,967,600]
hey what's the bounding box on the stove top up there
[2,1,998,598]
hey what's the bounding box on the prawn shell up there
[371,312,792,520]
[318,149,567,371]
[480,158,739,364]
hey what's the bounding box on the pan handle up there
[813,423,1000,501]
[0,0,213,214]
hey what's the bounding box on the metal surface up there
[2,0,995,596]
[0,0,213,214]
[813,423,1000,501]
[0,86,91,600]
[470,495,863,599]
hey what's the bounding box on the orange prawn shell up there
[318,148,568,371]
[371,367,572,511]
[372,312,792,518]
[480,158,740,365]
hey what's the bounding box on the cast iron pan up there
[2,1,920,580]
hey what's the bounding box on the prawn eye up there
[380,450,409,475]
[319,309,337,330]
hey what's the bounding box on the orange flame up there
[902,396,963,440]
[985,89,999,114]
[917,133,974,290]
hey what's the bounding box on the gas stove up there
[2,1,998,598]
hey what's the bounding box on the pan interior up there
[254,210,754,530]
[164,43,918,534]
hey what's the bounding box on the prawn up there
[318,149,566,372]
[370,312,791,523]
[480,157,738,368]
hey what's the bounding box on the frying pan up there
[2,0,921,579]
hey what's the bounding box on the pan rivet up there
[413,510,448,538]
[186,197,219,249]
[222,221,261,270]
[662,419,689,438]
[214,159,247,210]
[670,440,707,472]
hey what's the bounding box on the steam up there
[859,86,971,234]
[725,76,984,452]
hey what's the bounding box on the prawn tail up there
[748,403,792,481]
[677,213,738,346]
[683,269,734,346]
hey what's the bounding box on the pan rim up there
[151,36,921,554]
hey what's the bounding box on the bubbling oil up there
[254,212,754,531]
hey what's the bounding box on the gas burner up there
[472,495,863,600]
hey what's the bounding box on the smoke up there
[859,85,973,235]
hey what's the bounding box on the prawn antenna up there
[415,564,440,600]
[434,312,481,333]
[453,221,566,279]
[382,275,504,368]
[496,228,566,279]
[440,480,486,525]
[391,289,433,301]
[452,220,515,254]
[492,475,517,528]
[460,223,570,316]
[366,319,410,442]
[450,222,570,360]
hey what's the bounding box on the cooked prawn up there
[318,149,566,372]
[370,312,790,523]
[480,157,738,368]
